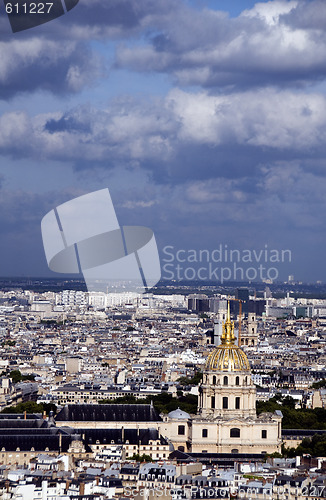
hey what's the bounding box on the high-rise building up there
[235,287,249,317]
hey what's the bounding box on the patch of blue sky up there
[184,0,269,17]
[0,157,76,192]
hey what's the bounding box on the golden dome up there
[205,301,251,372]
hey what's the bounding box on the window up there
[211,396,215,409]
[262,430,267,439]
[235,376,240,386]
[202,429,208,438]
[223,376,228,386]
[230,428,240,438]
[223,397,228,409]
[178,425,185,435]
[231,449,239,454]
[235,397,240,409]
[213,376,216,384]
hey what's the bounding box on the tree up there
[129,453,152,462]
[283,434,326,458]
[177,371,203,386]
[8,370,35,383]
[99,392,198,414]
[311,379,326,389]
[1,401,56,415]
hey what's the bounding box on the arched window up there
[235,397,240,410]
[230,428,240,438]
[223,376,228,386]
[223,397,228,409]
[235,376,240,386]
[245,376,247,385]
[213,376,216,385]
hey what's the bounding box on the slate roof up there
[0,434,72,452]
[78,427,167,445]
[0,414,43,421]
[0,415,85,452]
[0,419,48,429]
[56,404,162,422]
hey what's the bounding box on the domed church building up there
[162,303,282,454]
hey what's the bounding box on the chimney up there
[24,411,26,420]
[79,482,85,496]
[43,411,46,420]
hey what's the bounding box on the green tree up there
[1,401,56,415]
[130,453,152,462]
[99,392,198,414]
[283,434,326,458]
[177,371,203,386]
[8,370,35,383]
[311,379,326,389]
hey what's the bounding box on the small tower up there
[198,302,256,419]
[240,313,258,347]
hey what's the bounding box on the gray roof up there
[168,408,190,420]
[56,404,162,422]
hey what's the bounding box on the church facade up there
[162,303,282,454]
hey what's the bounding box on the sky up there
[0,0,325,284]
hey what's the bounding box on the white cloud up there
[1,87,326,166]
[241,1,298,26]
[115,0,326,89]
[168,88,326,149]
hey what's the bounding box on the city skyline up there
[0,0,325,282]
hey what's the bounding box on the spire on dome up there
[221,300,235,345]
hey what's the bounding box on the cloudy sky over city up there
[0,0,325,282]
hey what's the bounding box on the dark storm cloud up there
[0,187,87,276]
[57,0,180,38]
[45,115,91,134]
[0,38,102,99]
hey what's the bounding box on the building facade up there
[163,303,282,454]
